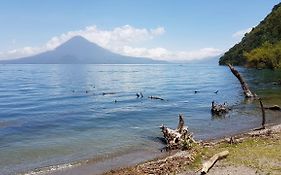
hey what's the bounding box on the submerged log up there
[227,64,257,98]
[149,96,164,101]
[211,101,230,115]
[102,92,116,96]
[160,114,195,150]
[201,150,229,174]
[264,105,281,111]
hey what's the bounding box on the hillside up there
[0,36,165,64]
[219,2,281,66]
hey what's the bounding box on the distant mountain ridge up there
[219,2,281,65]
[0,36,165,64]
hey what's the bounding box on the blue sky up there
[0,0,280,61]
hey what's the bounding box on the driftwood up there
[264,105,281,111]
[211,101,230,115]
[102,92,116,96]
[149,96,164,101]
[227,64,257,98]
[201,150,229,174]
[254,99,266,131]
[160,114,195,150]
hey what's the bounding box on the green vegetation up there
[219,2,281,67]
[244,41,281,69]
[192,134,281,174]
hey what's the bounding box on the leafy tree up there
[244,41,281,69]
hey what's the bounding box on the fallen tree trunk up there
[227,64,257,98]
[160,114,195,150]
[201,150,229,174]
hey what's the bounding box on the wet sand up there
[42,150,166,175]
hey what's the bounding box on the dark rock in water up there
[194,90,199,94]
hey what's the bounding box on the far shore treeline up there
[219,2,281,70]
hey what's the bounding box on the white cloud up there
[232,28,252,38]
[0,25,222,62]
[119,46,222,61]
[0,46,42,59]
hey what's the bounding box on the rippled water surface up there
[0,64,280,174]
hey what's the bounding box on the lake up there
[0,64,280,175]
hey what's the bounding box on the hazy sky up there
[0,0,280,61]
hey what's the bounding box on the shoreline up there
[18,120,281,175]
[103,122,281,175]
[19,149,166,175]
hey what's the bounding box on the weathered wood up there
[211,101,230,115]
[160,114,194,150]
[227,64,257,98]
[201,150,229,174]
[177,114,185,133]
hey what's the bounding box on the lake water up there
[0,64,281,175]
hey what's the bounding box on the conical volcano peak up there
[0,35,165,64]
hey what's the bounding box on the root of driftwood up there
[201,150,229,174]
[211,101,230,115]
[160,114,195,150]
[227,64,257,98]
[149,96,164,101]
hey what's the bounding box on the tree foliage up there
[244,41,281,69]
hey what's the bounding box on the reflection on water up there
[0,64,280,174]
